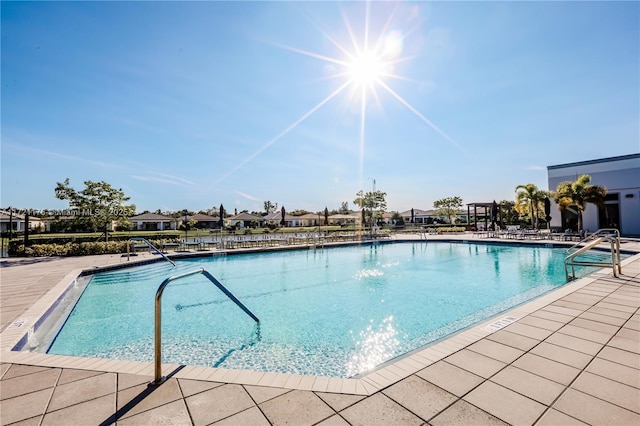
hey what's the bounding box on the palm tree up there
[552,174,607,232]
[515,184,550,229]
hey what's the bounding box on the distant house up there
[297,213,322,227]
[399,209,436,224]
[328,213,360,226]
[0,211,43,233]
[227,212,264,228]
[187,213,220,229]
[129,213,176,231]
[381,212,394,225]
[263,211,301,227]
[40,216,78,232]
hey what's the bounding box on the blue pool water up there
[43,242,601,377]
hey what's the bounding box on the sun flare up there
[348,51,386,86]
[216,2,464,186]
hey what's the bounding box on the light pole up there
[368,178,376,232]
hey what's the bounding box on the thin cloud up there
[154,172,195,186]
[4,142,120,169]
[130,175,189,185]
[234,190,260,201]
[527,165,546,171]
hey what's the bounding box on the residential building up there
[129,213,176,231]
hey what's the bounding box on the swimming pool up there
[34,242,603,378]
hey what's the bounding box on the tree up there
[391,211,404,226]
[339,201,350,214]
[264,201,278,214]
[55,178,135,239]
[353,190,387,227]
[433,196,463,225]
[202,206,219,216]
[498,200,518,225]
[553,174,607,232]
[515,184,550,229]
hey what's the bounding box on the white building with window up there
[547,153,640,237]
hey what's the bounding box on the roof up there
[188,213,219,221]
[399,209,435,216]
[229,212,263,221]
[548,153,640,170]
[129,213,174,221]
[329,214,359,219]
[264,212,297,221]
[297,213,322,219]
[0,211,25,220]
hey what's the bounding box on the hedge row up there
[11,239,172,257]
[14,232,181,245]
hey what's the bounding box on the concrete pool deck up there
[1,235,639,425]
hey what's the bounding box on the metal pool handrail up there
[564,233,622,281]
[566,228,621,253]
[151,268,259,385]
[127,237,175,267]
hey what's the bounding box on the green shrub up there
[11,238,176,257]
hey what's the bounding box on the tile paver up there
[316,392,366,412]
[443,349,506,379]
[117,399,192,425]
[485,329,540,351]
[557,324,615,344]
[382,375,457,421]
[536,408,589,425]
[553,388,640,425]
[0,368,60,400]
[464,380,546,425]
[243,385,290,404]
[490,365,565,405]
[571,371,640,413]
[117,378,184,421]
[340,393,423,426]
[597,345,640,369]
[415,361,484,397]
[212,406,270,425]
[41,393,116,426]
[177,378,224,398]
[585,357,640,388]
[0,387,53,425]
[47,372,116,412]
[528,341,594,369]
[185,384,255,425]
[544,331,604,355]
[315,414,351,426]
[512,353,581,386]
[466,338,525,364]
[429,399,508,426]
[259,389,334,426]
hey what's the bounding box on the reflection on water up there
[354,268,384,280]
[346,316,400,376]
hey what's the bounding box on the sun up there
[348,51,386,87]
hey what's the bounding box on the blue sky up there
[2,1,638,214]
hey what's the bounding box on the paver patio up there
[1,235,638,425]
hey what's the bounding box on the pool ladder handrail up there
[127,237,176,267]
[564,229,622,281]
[565,228,621,253]
[151,267,259,385]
